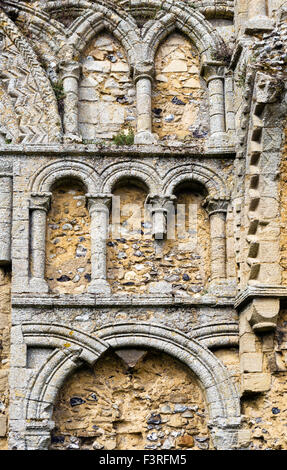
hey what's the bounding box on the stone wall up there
[46,183,91,294]
[0,268,10,449]
[1,0,287,452]
[153,33,209,143]
[107,186,211,295]
[79,33,136,142]
[50,350,210,450]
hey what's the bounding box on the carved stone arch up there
[100,161,161,195]
[22,323,107,423]
[97,323,240,423]
[59,2,140,66]
[1,1,66,55]
[163,163,229,200]
[138,0,226,63]
[0,7,62,141]
[18,322,240,450]
[30,160,99,194]
[119,0,234,21]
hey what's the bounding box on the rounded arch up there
[97,323,240,423]
[100,161,161,195]
[21,322,240,450]
[63,4,140,67]
[30,159,100,194]
[140,0,226,64]
[163,163,229,200]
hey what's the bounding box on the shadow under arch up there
[20,322,241,450]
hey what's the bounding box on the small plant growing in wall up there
[51,80,66,117]
[113,127,134,146]
[211,44,232,66]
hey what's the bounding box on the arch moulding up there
[9,322,241,450]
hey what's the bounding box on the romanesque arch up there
[15,322,240,450]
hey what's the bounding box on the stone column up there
[0,175,12,264]
[205,198,228,282]
[202,63,229,148]
[147,195,176,295]
[29,193,51,293]
[59,60,82,143]
[146,195,176,240]
[133,64,158,145]
[86,194,112,295]
[245,0,273,33]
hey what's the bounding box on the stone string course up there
[0,0,287,451]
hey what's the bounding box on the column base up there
[29,277,49,293]
[208,279,237,298]
[63,133,82,144]
[134,131,158,145]
[244,16,274,34]
[207,132,235,150]
[88,279,111,295]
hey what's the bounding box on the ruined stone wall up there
[153,33,209,143]
[0,268,10,449]
[50,350,210,451]
[46,183,91,294]
[107,186,211,295]
[79,33,136,142]
[2,0,287,453]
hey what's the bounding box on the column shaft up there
[29,193,51,293]
[248,0,267,19]
[208,77,225,135]
[209,212,227,281]
[60,61,81,142]
[134,74,157,145]
[0,175,12,264]
[87,194,112,295]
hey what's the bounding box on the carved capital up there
[247,298,280,333]
[146,194,176,240]
[133,61,154,83]
[86,193,112,214]
[201,62,226,82]
[203,197,229,216]
[30,192,51,212]
[146,194,176,212]
[59,60,81,80]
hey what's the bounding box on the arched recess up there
[27,160,100,294]
[17,322,241,450]
[141,1,226,64]
[163,163,229,200]
[78,30,137,141]
[163,163,230,283]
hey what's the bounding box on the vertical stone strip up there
[245,0,273,32]
[205,199,228,281]
[86,194,112,295]
[29,193,51,293]
[134,64,157,145]
[59,61,82,143]
[202,63,230,148]
[0,175,12,265]
[147,195,176,240]
[208,74,225,135]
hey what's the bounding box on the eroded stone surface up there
[50,350,210,450]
